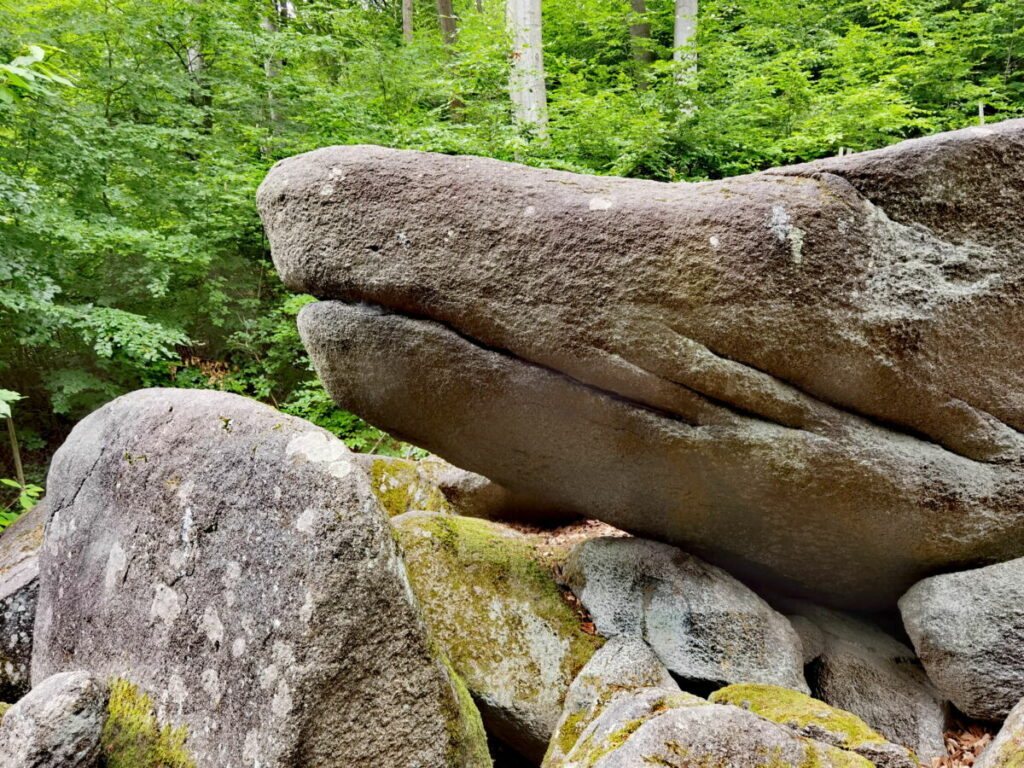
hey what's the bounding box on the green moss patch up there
[710,684,886,748]
[101,679,194,768]
[395,514,603,729]
[370,458,449,517]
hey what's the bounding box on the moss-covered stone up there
[100,679,194,768]
[394,512,603,761]
[711,684,885,748]
[0,701,10,723]
[437,645,496,768]
[711,684,918,767]
[369,457,450,517]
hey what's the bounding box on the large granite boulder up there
[562,536,808,693]
[31,388,490,768]
[0,498,46,701]
[258,119,1024,609]
[900,557,1024,720]
[781,599,947,762]
[0,671,109,768]
[394,511,603,762]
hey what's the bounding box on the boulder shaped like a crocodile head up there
[258,119,1024,609]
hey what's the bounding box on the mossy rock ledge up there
[393,511,604,762]
[543,638,875,768]
[711,683,920,768]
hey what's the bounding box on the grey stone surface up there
[563,536,808,693]
[543,636,686,767]
[0,670,108,768]
[900,557,1024,720]
[575,700,873,768]
[393,511,602,763]
[976,695,1024,768]
[259,118,1024,609]
[417,456,579,525]
[0,498,46,702]
[711,683,918,768]
[32,388,490,768]
[782,600,947,762]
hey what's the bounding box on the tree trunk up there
[630,0,654,64]
[437,0,458,44]
[673,0,697,77]
[506,0,547,136]
[402,0,414,42]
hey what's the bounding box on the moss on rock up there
[395,513,603,760]
[369,457,450,517]
[101,679,194,768]
[710,684,885,748]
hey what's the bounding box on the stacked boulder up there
[5,119,1024,765]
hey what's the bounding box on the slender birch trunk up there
[506,0,547,136]
[673,0,698,78]
[402,0,414,42]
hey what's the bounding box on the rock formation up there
[780,599,947,762]
[563,537,807,693]
[258,118,1024,609]
[31,388,490,768]
[0,671,108,768]
[900,556,1024,720]
[394,512,603,762]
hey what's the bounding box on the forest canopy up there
[1,0,1022,505]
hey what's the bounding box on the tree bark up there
[402,0,414,42]
[506,0,547,136]
[673,0,698,77]
[437,0,458,44]
[630,0,654,64]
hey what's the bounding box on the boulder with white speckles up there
[258,119,1024,608]
[30,388,491,768]
[0,498,46,702]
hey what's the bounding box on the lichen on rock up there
[394,512,603,762]
[364,455,451,517]
[711,683,918,768]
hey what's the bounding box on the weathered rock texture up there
[900,557,1024,720]
[542,635,687,767]
[394,511,603,762]
[0,670,109,768]
[258,119,1024,609]
[782,600,947,762]
[32,388,490,768]
[0,498,46,702]
[545,647,871,768]
[710,683,918,768]
[976,695,1024,768]
[563,537,808,693]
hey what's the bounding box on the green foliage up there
[0,0,1020,472]
[0,44,72,104]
